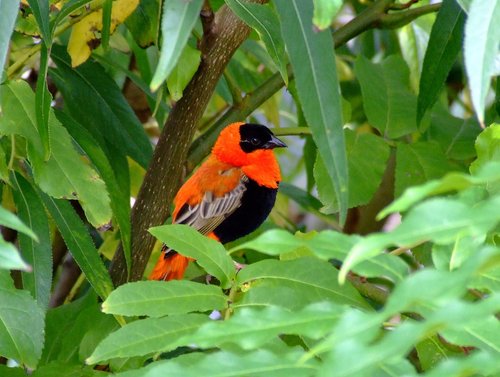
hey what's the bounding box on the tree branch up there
[109,2,266,286]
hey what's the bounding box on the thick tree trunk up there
[110,2,265,286]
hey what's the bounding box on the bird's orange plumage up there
[149,122,285,281]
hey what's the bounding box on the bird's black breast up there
[213,179,278,244]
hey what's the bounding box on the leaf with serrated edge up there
[179,302,343,350]
[112,349,318,377]
[149,224,235,288]
[0,286,45,368]
[340,196,500,283]
[102,280,228,317]
[238,257,370,309]
[12,174,52,309]
[87,314,209,364]
[41,195,114,300]
[0,81,112,227]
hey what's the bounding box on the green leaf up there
[113,349,318,377]
[237,257,371,310]
[315,131,390,212]
[26,0,51,44]
[464,0,500,124]
[455,0,472,13]
[381,161,500,217]
[0,80,112,227]
[34,44,52,159]
[233,229,408,282]
[416,335,459,371]
[125,0,160,47]
[417,0,465,123]
[0,238,30,271]
[0,204,37,240]
[40,195,114,300]
[0,365,25,377]
[354,55,417,138]
[167,44,201,101]
[395,141,454,198]
[55,110,132,275]
[102,280,228,317]
[470,123,500,175]
[40,293,98,365]
[50,0,94,35]
[320,296,500,377]
[182,302,343,350]
[12,174,52,310]
[87,314,209,364]
[150,0,203,91]
[427,105,481,160]
[397,22,429,92]
[50,46,152,169]
[0,286,45,368]
[0,0,20,85]
[340,196,500,282]
[32,363,108,377]
[424,351,500,377]
[225,0,288,85]
[149,224,235,288]
[278,183,338,227]
[312,0,342,30]
[276,0,348,224]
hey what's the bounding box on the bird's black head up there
[239,123,287,153]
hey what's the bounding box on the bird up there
[149,122,287,281]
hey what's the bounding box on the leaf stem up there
[222,281,238,320]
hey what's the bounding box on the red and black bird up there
[149,122,286,281]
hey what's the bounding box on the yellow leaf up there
[67,0,139,67]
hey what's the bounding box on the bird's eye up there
[250,137,260,145]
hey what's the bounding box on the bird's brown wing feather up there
[173,175,248,236]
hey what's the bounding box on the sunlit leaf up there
[87,314,209,364]
[167,44,201,101]
[149,224,235,288]
[238,257,371,310]
[312,0,342,31]
[0,0,20,89]
[102,280,228,317]
[464,0,500,124]
[150,0,203,90]
[113,349,318,377]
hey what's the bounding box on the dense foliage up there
[0,0,499,375]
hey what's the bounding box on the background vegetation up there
[0,0,499,375]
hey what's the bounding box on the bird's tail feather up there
[148,250,190,281]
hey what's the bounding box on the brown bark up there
[110,3,265,286]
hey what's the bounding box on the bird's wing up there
[173,175,248,236]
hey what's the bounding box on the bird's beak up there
[263,135,287,149]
